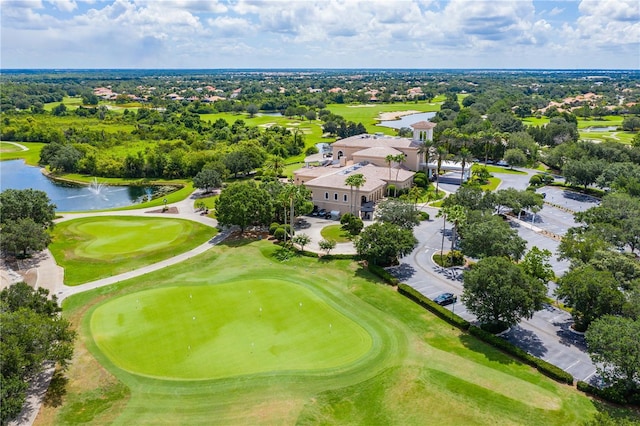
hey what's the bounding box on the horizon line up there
[1,67,638,72]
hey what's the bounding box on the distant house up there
[202,95,226,103]
[293,121,437,217]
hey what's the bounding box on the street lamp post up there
[451,299,456,329]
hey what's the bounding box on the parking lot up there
[298,170,603,383]
[392,170,602,383]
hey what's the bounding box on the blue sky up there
[1,0,638,69]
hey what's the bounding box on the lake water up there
[0,160,158,212]
[377,111,436,129]
[583,126,618,132]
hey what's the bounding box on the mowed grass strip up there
[57,240,602,425]
[0,142,46,165]
[50,216,216,285]
[90,280,372,380]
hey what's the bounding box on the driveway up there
[391,168,599,383]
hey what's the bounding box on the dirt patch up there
[226,229,270,242]
[377,110,421,121]
[146,206,179,214]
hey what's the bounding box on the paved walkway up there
[4,171,600,424]
[4,191,229,426]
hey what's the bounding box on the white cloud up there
[548,7,563,16]
[579,0,640,22]
[575,0,640,45]
[46,0,77,12]
[1,0,638,68]
[206,16,251,37]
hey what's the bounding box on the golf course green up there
[90,280,373,379]
[50,216,215,285]
[51,240,603,425]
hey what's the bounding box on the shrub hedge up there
[468,326,574,385]
[396,283,574,386]
[368,264,400,285]
[397,284,470,330]
[298,250,319,258]
[321,253,358,261]
[417,211,430,221]
[577,381,640,406]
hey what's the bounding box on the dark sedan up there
[433,293,457,306]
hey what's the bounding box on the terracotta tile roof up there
[410,121,436,130]
[353,146,403,158]
[302,163,414,193]
[332,134,415,149]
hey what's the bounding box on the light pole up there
[451,298,456,329]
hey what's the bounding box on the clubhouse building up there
[293,121,438,218]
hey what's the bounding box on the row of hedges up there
[289,248,357,261]
[348,256,640,405]
[468,326,574,385]
[321,253,358,261]
[369,264,400,286]
[577,381,640,406]
[396,284,573,385]
[397,284,470,330]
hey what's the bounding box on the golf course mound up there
[90,279,373,380]
[64,216,195,260]
[50,216,215,285]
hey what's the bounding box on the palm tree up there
[385,154,394,181]
[408,186,422,211]
[416,139,435,172]
[345,173,366,216]
[434,145,449,194]
[393,153,406,197]
[265,155,285,176]
[454,147,475,185]
[444,205,466,252]
[436,208,447,265]
[478,131,505,164]
[440,128,463,152]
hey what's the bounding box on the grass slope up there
[50,216,215,285]
[0,142,46,165]
[90,280,372,379]
[50,240,603,425]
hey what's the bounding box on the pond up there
[377,111,436,129]
[0,160,160,212]
[583,126,618,132]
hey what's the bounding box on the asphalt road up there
[391,168,599,383]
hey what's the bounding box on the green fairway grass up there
[50,216,215,285]
[0,141,23,152]
[326,102,441,134]
[91,280,372,380]
[51,240,618,425]
[0,142,45,165]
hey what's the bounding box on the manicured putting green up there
[90,279,373,380]
[51,216,215,285]
[71,218,188,259]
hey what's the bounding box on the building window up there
[334,193,338,200]
[343,194,348,202]
[324,192,329,200]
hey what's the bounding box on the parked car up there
[433,293,457,306]
[317,209,327,217]
[496,160,509,167]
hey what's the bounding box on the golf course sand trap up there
[90,280,373,380]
